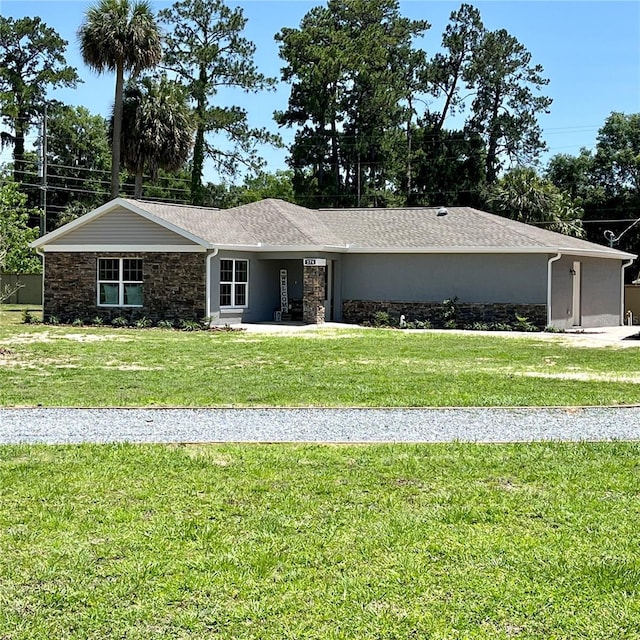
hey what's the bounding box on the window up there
[98,258,143,307]
[220,259,248,307]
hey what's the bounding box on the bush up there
[134,316,153,329]
[156,319,174,329]
[442,297,458,328]
[21,309,35,324]
[89,316,104,326]
[111,316,128,328]
[514,314,538,332]
[71,318,84,327]
[47,315,60,326]
[545,325,565,333]
[178,319,201,331]
[372,311,391,327]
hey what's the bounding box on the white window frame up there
[220,258,249,308]
[97,257,143,307]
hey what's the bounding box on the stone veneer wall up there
[44,252,207,323]
[343,300,548,329]
[303,265,325,324]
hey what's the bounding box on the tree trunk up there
[134,168,143,198]
[485,92,502,184]
[436,58,462,133]
[406,97,413,204]
[13,111,26,185]
[111,63,125,198]
[190,65,208,206]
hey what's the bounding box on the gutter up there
[547,253,562,327]
[205,248,219,325]
[622,258,635,325]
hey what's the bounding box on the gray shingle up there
[125,198,632,258]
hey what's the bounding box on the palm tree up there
[78,0,162,198]
[117,76,194,198]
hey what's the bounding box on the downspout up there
[547,253,562,328]
[36,248,45,315]
[621,258,634,326]
[205,248,219,326]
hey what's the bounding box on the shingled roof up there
[33,197,635,260]
[124,198,633,259]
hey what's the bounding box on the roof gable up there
[31,198,213,249]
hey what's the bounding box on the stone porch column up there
[303,263,325,324]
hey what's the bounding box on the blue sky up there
[1,0,639,184]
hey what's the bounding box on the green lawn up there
[1,305,639,407]
[1,442,639,639]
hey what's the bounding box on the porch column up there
[303,260,326,324]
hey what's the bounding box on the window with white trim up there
[220,259,248,307]
[98,258,143,307]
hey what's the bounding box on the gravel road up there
[1,407,639,444]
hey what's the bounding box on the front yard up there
[1,305,639,407]
[1,442,639,639]
[2,306,640,638]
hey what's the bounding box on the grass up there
[2,309,639,638]
[1,442,639,639]
[1,305,640,407]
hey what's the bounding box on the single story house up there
[31,197,636,329]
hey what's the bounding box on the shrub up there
[372,311,391,327]
[71,318,84,327]
[415,319,433,330]
[545,325,565,333]
[21,309,35,324]
[89,316,104,326]
[111,316,128,328]
[442,297,458,328]
[157,319,174,329]
[178,319,201,331]
[514,314,538,332]
[47,315,60,326]
[134,316,153,329]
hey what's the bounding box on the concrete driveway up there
[235,321,640,346]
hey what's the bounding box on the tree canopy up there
[0,16,79,186]
[546,112,640,262]
[275,0,551,207]
[0,0,613,248]
[0,182,42,275]
[159,0,279,205]
[117,76,194,198]
[78,0,162,197]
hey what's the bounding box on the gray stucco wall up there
[340,253,548,304]
[550,255,623,329]
[209,252,341,324]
